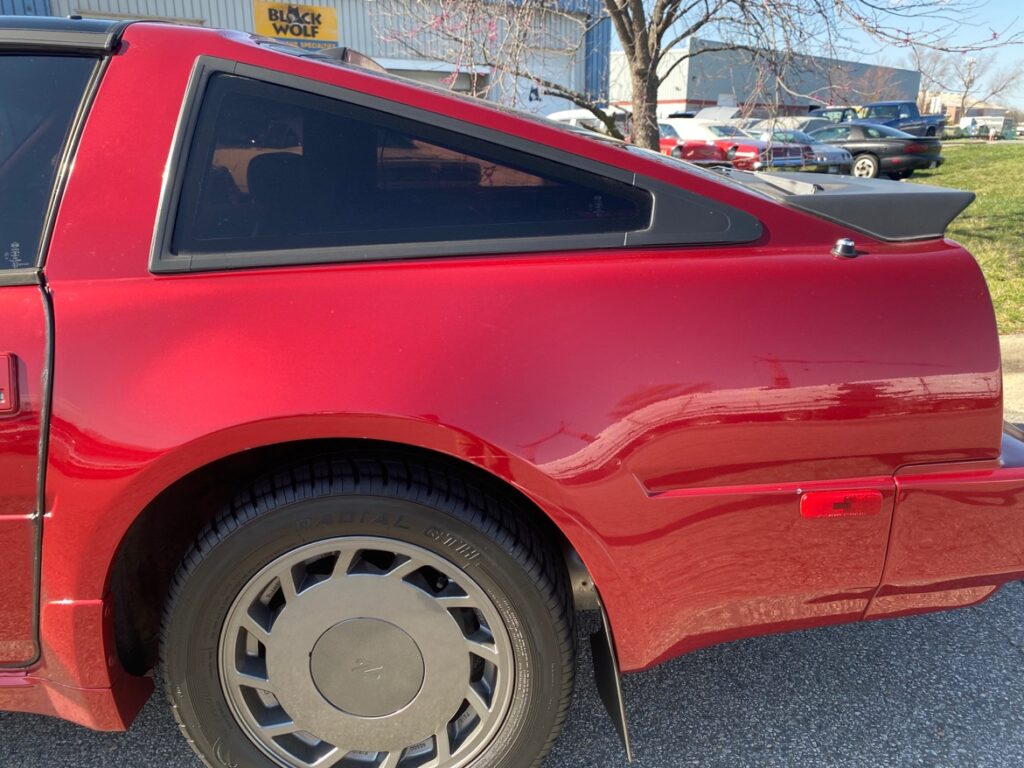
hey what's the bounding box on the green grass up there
[909,142,1024,333]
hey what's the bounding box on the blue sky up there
[841,0,1024,106]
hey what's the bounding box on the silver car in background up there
[759,128,854,174]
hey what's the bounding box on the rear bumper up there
[0,669,151,731]
[0,596,152,730]
[881,154,944,172]
[866,423,1024,619]
[802,162,852,174]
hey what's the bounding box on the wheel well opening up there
[109,439,582,675]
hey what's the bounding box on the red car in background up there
[1,16,1022,768]
[662,118,804,171]
[658,122,729,167]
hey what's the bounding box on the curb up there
[1002,335,1024,373]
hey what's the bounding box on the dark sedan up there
[809,120,944,179]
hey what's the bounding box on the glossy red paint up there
[0,288,45,665]
[660,139,729,167]
[866,457,1024,619]
[0,22,1021,734]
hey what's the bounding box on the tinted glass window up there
[810,126,851,141]
[865,105,898,119]
[864,123,912,138]
[707,125,747,138]
[172,75,653,256]
[0,56,95,270]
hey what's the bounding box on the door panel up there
[0,286,46,664]
[0,53,98,665]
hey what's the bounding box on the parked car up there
[547,106,631,136]
[750,115,833,135]
[810,120,944,178]
[662,118,804,170]
[758,128,853,174]
[659,122,729,166]
[809,106,860,123]
[960,115,1017,140]
[859,100,946,137]
[4,17,1023,768]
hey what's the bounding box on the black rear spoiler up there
[755,171,975,241]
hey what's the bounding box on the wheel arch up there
[105,422,608,675]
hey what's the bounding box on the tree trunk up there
[630,65,661,150]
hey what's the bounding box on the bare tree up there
[372,0,631,135]
[950,52,1024,117]
[907,43,954,110]
[602,0,1023,148]
[375,0,1023,150]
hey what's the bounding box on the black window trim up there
[150,56,761,274]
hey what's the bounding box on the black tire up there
[852,153,880,178]
[162,453,575,768]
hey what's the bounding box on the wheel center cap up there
[309,618,425,718]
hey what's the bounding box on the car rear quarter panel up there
[38,24,1004,682]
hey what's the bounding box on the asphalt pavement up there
[2,585,1024,767]
[4,338,1024,768]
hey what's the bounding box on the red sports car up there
[1,16,1021,768]
[663,118,805,171]
[658,122,729,166]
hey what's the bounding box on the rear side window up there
[811,126,851,141]
[171,74,653,257]
[0,55,95,270]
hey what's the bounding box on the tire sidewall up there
[165,493,566,768]
[853,153,878,178]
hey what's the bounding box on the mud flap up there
[589,600,633,762]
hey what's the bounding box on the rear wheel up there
[162,455,575,768]
[852,154,879,178]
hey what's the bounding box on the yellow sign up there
[253,2,338,50]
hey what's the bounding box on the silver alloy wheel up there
[219,537,515,768]
[852,155,877,178]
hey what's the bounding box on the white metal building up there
[27,0,611,113]
[611,37,922,115]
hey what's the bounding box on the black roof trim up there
[0,16,129,53]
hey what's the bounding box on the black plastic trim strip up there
[30,280,56,668]
[150,57,761,273]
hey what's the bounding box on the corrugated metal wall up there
[44,0,606,111]
[584,16,609,101]
[48,0,376,48]
[1,0,50,14]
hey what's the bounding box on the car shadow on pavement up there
[2,582,1022,768]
